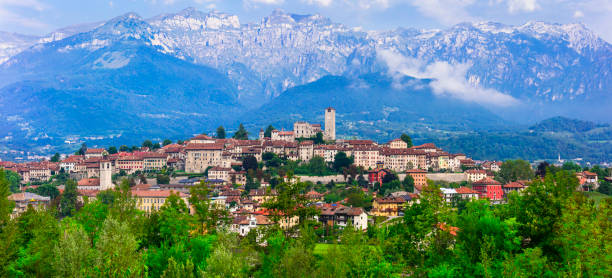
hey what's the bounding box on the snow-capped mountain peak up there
[0,7,609,104]
[149,7,240,31]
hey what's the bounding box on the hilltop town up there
[1,108,611,277]
[2,108,609,224]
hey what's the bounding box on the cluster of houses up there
[1,108,606,232]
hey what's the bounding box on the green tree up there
[158,193,191,245]
[142,140,154,149]
[232,123,249,140]
[54,221,94,277]
[157,174,170,185]
[554,195,611,276]
[263,179,319,229]
[242,155,258,172]
[401,133,413,147]
[314,132,325,144]
[498,159,534,184]
[50,153,61,162]
[29,183,60,200]
[60,179,78,217]
[454,200,521,276]
[216,126,226,139]
[189,181,229,235]
[105,146,116,155]
[333,152,353,172]
[0,170,15,227]
[264,125,275,138]
[162,139,173,146]
[119,145,130,152]
[597,180,612,195]
[76,143,87,155]
[4,170,20,193]
[95,218,144,276]
[561,161,582,172]
[161,258,196,278]
[308,156,327,176]
[10,208,59,277]
[403,175,415,192]
[205,233,257,277]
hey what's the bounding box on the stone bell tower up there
[99,160,114,190]
[324,107,336,140]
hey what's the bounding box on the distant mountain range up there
[0,7,610,161]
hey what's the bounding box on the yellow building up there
[371,197,405,217]
[131,190,189,213]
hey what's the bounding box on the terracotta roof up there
[412,143,437,149]
[249,189,277,196]
[319,204,365,216]
[374,197,405,204]
[61,155,84,163]
[306,190,324,198]
[466,169,487,174]
[184,143,224,150]
[503,181,526,188]
[131,190,188,198]
[78,178,100,187]
[472,177,501,185]
[78,189,100,197]
[455,186,480,194]
[85,148,106,154]
[406,169,427,173]
[191,134,214,140]
[132,184,151,190]
[210,166,232,172]
[346,140,375,145]
[234,214,273,225]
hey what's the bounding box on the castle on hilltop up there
[260,107,336,141]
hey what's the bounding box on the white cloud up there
[408,0,476,25]
[303,0,334,7]
[0,0,48,29]
[0,0,47,11]
[377,49,519,107]
[357,0,390,10]
[246,0,284,4]
[573,10,584,18]
[506,0,539,13]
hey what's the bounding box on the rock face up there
[0,7,610,157]
[1,8,610,103]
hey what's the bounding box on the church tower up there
[324,107,336,140]
[99,160,114,190]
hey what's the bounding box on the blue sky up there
[0,0,610,41]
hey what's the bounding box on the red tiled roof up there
[374,197,405,204]
[472,177,501,185]
[85,148,105,154]
[184,143,224,150]
[406,169,427,173]
[191,134,214,140]
[503,181,526,188]
[61,155,84,163]
[78,178,99,187]
[78,189,100,197]
[130,190,188,198]
[455,186,479,194]
[412,143,437,149]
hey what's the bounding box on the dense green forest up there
[0,168,610,277]
[433,117,612,162]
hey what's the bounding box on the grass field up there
[584,191,611,205]
[314,244,332,256]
